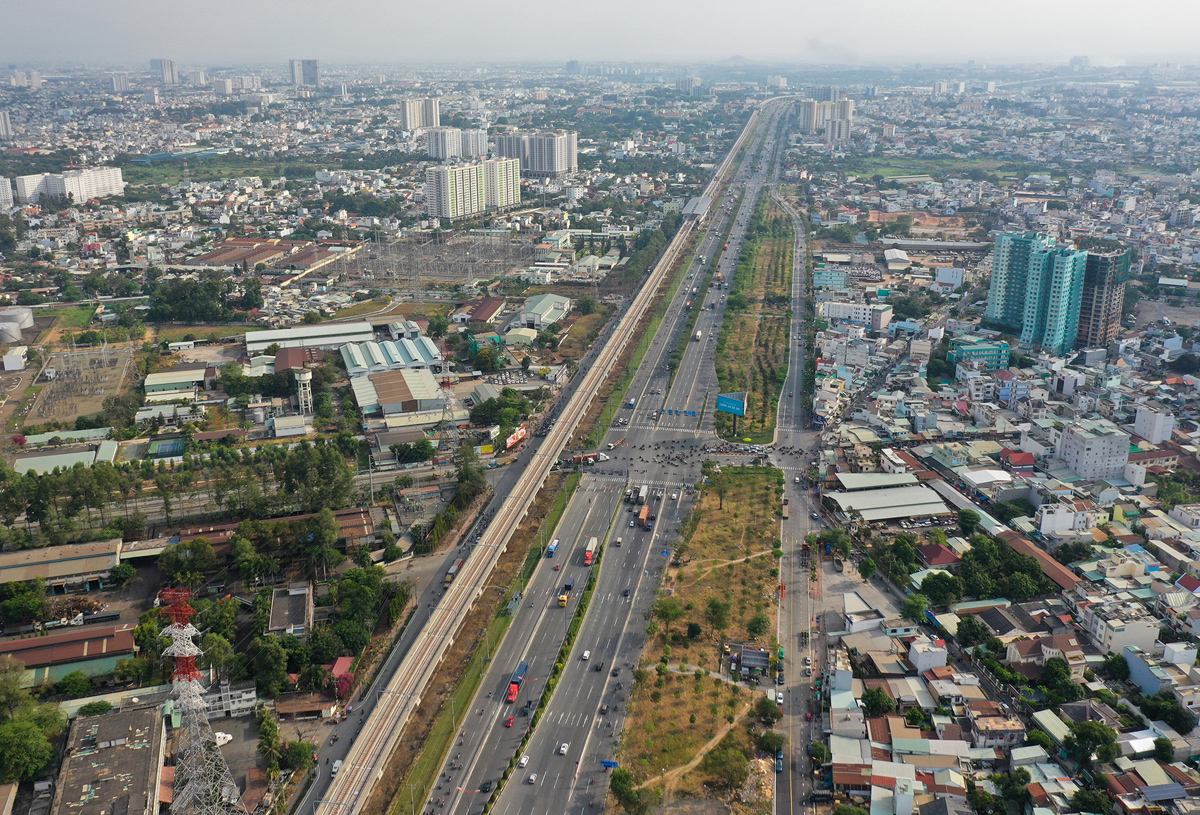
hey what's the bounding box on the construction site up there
[337,233,536,289]
[27,346,136,424]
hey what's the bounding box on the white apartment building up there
[400,98,440,130]
[461,129,488,158]
[427,127,462,160]
[425,158,520,220]
[0,110,12,140]
[820,301,873,324]
[483,158,520,210]
[1056,420,1130,481]
[1076,596,1159,654]
[1134,404,1175,445]
[493,130,578,178]
[15,166,126,204]
[0,177,12,209]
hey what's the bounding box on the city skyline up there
[3,0,1200,66]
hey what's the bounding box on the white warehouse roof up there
[246,322,374,354]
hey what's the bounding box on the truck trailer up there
[694,330,702,342]
[558,579,575,607]
[506,661,530,702]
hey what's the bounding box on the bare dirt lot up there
[1132,298,1200,330]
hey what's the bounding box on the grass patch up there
[620,466,784,790]
[40,305,101,330]
[333,298,392,319]
[559,305,615,360]
[151,324,259,343]
[713,193,793,444]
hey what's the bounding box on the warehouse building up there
[340,338,443,376]
[519,293,571,331]
[6,623,137,686]
[50,707,166,815]
[245,322,374,355]
[0,538,122,591]
[822,484,950,523]
[142,365,216,400]
[350,368,444,416]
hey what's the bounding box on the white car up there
[519,755,530,768]
[527,773,538,784]
[582,651,590,661]
[776,692,784,705]
[559,742,570,755]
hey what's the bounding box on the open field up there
[332,300,453,323]
[852,156,1007,178]
[122,156,331,187]
[620,466,783,802]
[150,324,259,343]
[714,195,793,443]
[558,305,615,360]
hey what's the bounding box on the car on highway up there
[810,512,819,520]
[600,704,609,714]
[806,711,812,721]
[480,780,492,793]
[777,691,785,705]
[789,392,793,397]
[505,715,515,727]
[582,651,590,661]
[795,476,801,484]
[526,773,537,784]
[623,588,630,597]
[559,742,570,755]
[612,667,620,677]
[554,563,562,571]
[629,519,636,527]
[519,755,530,768]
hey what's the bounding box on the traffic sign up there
[601,760,620,768]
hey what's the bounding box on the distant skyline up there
[3,0,1199,68]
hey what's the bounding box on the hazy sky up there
[4,0,1198,68]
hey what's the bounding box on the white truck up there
[694,330,702,342]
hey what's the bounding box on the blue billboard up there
[716,391,748,417]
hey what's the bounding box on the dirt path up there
[634,700,751,798]
[681,550,774,586]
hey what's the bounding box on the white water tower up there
[294,368,314,415]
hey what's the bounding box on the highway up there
[312,100,771,815]
[769,186,826,815]
[437,101,794,815]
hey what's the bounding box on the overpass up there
[313,100,776,815]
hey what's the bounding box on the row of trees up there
[0,439,359,549]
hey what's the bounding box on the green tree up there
[958,509,981,536]
[747,613,771,638]
[900,593,930,622]
[609,767,650,815]
[1153,736,1175,762]
[651,597,686,637]
[1063,720,1119,768]
[705,598,731,631]
[1102,652,1130,681]
[158,537,217,583]
[251,637,290,698]
[77,701,113,717]
[576,295,597,316]
[955,616,990,648]
[834,807,870,815]
[809,742,831,763]
[1025,729,1055,752]
[426,314,449,339]
[857,557,877,580]
[756,730,786,753]
[1071,790,1113,815]
[109,563,136,586]
[919,572,963,608]
[201,633,236,675]
[702,745,750,788]
[861,686,895,716]
[280,741,316,771]
[0,719,56,782]
[56,671,92,699]
[755,695,783,725]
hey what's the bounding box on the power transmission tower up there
[161,589,248,815]
[436,377,460,453]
